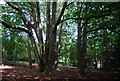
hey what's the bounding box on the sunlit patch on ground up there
[0,65,14,69]
[0,70,4,72]
[0,65,15,73]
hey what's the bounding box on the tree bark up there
[27,37,32,69]
[45,2,57,73]
[77,3,88,74]
[55,23,63,69]
[77,2,83,74]
[45,2,51,69]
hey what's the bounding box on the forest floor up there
[0,64,120,81]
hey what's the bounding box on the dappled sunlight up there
[0,70,4,72]
[1,1,120,81]
[0,65,14,70]
[56,68,61,71]
[0,65,14,69]
[1,65,120,81]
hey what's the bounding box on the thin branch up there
[36,2,42,24]
[60,13,110,24]
[110,29,120,36]
[87,34,102,41]
[81,19,89,28]
[6,2,33,28]
[87,30,120,40]
[60,2,120,24]
[6,2,20,11]
[66,2,74,8]
[0,11,18,14]
[80,27,116,38]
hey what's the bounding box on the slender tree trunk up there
[103,30,110,71]
[13,45,17,63]
[55,23,63,69]
[77,2,83,74]
[27,37,32,69]
[79,22,87,73]
[77,3,89,74]
[36,2,46,72]
[28,27,41,69]
[20,35,32,69]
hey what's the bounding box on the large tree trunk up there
[77,20,87,74]
[36,2,45,72]
[45,2,57,73]
[102,30,110,71]
[77,2,83,74]
[77,3,88,74]
[30,35,41,66]
[45,2,51,69]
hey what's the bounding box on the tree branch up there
[6,2,20,11]
[110,29,120,36]
[6,2,33,28]
[66,2,74,8]
[55,2,74,27]
[60,13,110,24]
[80,27,116,38]
[0,21,32,36]
[60,2,120,24]
[0,11,18,14]
[56,2,67,26]
[87,34,102,41]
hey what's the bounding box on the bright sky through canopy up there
[0,0,6,4]
[1,0,120,2]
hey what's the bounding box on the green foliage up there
[1,2,120,70]
[2,31,28,63]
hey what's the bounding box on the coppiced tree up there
[0,2,68,73]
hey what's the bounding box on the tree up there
[0,2,67,73]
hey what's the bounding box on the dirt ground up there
[0,64,120,81]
